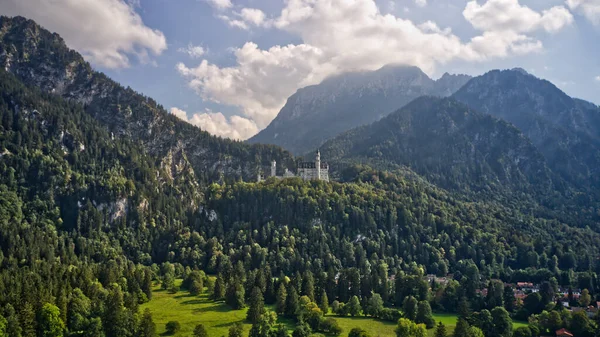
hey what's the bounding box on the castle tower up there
[271,160,277,177]
[316,150,321,180]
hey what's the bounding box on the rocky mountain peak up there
[249,64,471,154]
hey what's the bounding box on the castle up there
[258,150,329,182]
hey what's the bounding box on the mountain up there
[3,15,600,337]
[0,15,295,183]
[453,69,600,191]
[248,65,471,154]
[319,96,555,197]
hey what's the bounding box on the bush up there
[189,280,203,296]
[165,321,181,334]
[379,308,402,322]
[349,327,371,337]
[320,317,342,336]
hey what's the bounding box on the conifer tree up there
[285,286,300,317]
[276,283,287,314]
[318,289,329,314]
[434,322,447,337]
[138,309,156,337]
[193,324,209,337]
[247,287,265,324]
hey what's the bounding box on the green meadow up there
[140,280,528,337]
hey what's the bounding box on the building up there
[297,150,329,181]
[257,150,329,182]
[556,329,573,337]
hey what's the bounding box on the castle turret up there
[316,150,321,180]
[271,160,277,177]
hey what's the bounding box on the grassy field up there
[140,280,528,336]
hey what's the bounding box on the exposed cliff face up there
[319,96,555,196]
[0,15,295,183]
[248,65,471,154]
[453,69,600,190]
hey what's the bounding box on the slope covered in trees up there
[0,15,295,183]
[453,69,600,193]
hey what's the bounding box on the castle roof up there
[298,162,329,169]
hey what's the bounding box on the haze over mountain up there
[248,65,471,154]
[319,96,555,197]
[453,69,600,191]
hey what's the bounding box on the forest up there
[0,67,599,336]
[0,14,600,337]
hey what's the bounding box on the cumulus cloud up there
[178,44,205,58]
[567,0,600,25]
[415,0,427,7]
[205,0,232,10]
[240,8,267,26]
[464,0,573,33]
[170,107,258,140]
[0,0,167,69]
[218,15,249,29]
[219,8,270,30]
[178,0,574,140]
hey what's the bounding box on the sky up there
[1,0,599,140]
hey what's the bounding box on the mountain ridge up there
[0,15,295,183]
[248,64,472,154]
[453,68,600,191]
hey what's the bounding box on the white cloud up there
[595,75,600,82]
[219,8,270,30]
[463,0,573,33]
[178,44,205,58]
[178,0,574,140]
[205,0,232,10]
[218,15,249,29]
[0,0,167,69]
[567,0,600,25]
[240,8,267,26]
[415,0,427,7]
[170,107,258,140]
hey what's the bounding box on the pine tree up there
[453,318,470,337]
[193,324,209,337]
[276,283,287,314]
[225,279,245,309]
[402,296,418,321]
[4,304,22,337]
[434,322,447,337]
[137,309,156,337]
[247,287,266,324]
[318,289,329,314]
[213,274,226,300]
[228,322,244,337]
[302,271,315,301]
[416,301,435,329]
[19,302,36,337]
[285,286,299,317]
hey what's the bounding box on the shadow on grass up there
[213,320,245,328]
[326,314,397,326]
[191,303,235,314]
[174,293,196,299]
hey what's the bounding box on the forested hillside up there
[0,15,295,183]
[453,69,600,193]
[1,14,600,337]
